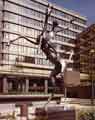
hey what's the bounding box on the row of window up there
[55,35,75,44]
[2,37,45,57]
[64,29,77,37]
[4,31,74,51]
[51,16,84,31]
[4,22,41,39]
[52,9,86,25]
[4,22,76,45]
[5,1,45,19]
[4,1,85,31]
[6,0,47,11]
[4,10,84,36]
[4,11,43,28]
[2,41,73,61]
[1,44,71,60]
[9,0,86,25]
[0,51,73,67]
[1,43,73,60]
[0,53,52,66]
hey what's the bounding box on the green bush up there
[78,111,95,120]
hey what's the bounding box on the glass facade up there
[0,0,87,70]
[1,0,50,66]
[0,0,87,95]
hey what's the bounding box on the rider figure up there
[39,20,59,61]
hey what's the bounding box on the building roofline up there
[49,2,87,21]
[33,0,87,21]
[76,23,95,38]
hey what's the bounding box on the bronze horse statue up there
[7,4,73,106]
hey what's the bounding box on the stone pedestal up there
[64,70,80,86]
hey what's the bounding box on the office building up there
[0,0,87,118]
[0,0,87,94]
[75,24,95,98]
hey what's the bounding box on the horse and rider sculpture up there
[7,4,74,105]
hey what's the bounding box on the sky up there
[48,0,95,25]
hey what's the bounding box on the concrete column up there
[18,83,21,92]
[2,77,8,93]
[44,80,48,94]
[20,104,28,119]
[0,79,2,92]
[64,87,68,99]
[25,78,29,93]
[22,83,25,93]
[8,82,12,91]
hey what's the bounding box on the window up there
[4,32,9,41]
[34,48,38,55]
[24,56,35,64]
[5,1,19,13]
[9,44,18,54]
[31,29,35,38]
[36,58,43,65]
[9,55,19,62]
[75,17,86,25]
[39,3,46,11]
